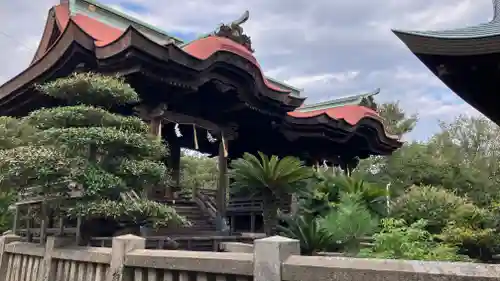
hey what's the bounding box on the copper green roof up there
[393,0,500,39]
[297,88,380,112]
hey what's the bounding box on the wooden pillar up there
[26,207,32,242]
[217,139,228,218]
[150,117,162,141]
[146,117,163,199]
[250,213,256,233]
[76,217,82,245]
[39,201,48,245]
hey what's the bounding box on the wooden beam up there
[134,104,238,138]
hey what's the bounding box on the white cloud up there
[0,0,496,140]
[285,71,359,88]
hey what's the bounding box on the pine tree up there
[0,73,187,234]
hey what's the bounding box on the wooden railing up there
[227,195,291,213]
[193,189,217,221]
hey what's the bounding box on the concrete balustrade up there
[0,234,498,281]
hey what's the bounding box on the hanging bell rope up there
[193,125,199,150]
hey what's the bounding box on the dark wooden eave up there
[282,114,402,157]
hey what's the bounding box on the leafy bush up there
[67,199,189,229]
[321,193,378,253]
[391,185,475,233]
[299,171,388,218]
[36,72,139,107]
[358,218,469,261]
[438,204,500,262]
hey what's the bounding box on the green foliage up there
[36,72,139,107]
[279,193,377,255]
[180,155,218,191]
[440,224,500,262]
[0,117,37,149]
[31,127,166,159]
[277,213,333,255]
[0,146,84,194]
[0,73,173,227]
[299,171,387,217]
[376,102,418,136]
[326,173,388,216]
[67,199,189,229]
[390,185,479,233]
[229,152,313,235]
[321,193,378,253]
[25,106,149,134]
[229,152,313,197]
[297,173,339,217]
[358,219,468,262]
[0,192,14,233]
[359,115,500,209]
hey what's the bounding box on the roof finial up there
[493,0,500,21]
[214,11,254,52]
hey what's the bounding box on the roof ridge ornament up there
[214,10,254,53]
[493,0,500,22]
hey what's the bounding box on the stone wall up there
[0,234,498,281]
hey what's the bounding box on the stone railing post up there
[0,234,21,278]
[38,236,72,281]
[253,236,300,281]
[106,234,145,281]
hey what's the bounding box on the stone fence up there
[0,234,498,281]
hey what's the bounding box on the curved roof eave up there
[392,1,500,55]
[281,115,403,156]
[392,28,500,56]
[95,26,305,110]
[286,105,402,150]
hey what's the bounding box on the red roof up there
[48,4,390,132]
[54,4,122,47]
[52,4,286,92]
[182,36,286,92]
[288,105,382,126]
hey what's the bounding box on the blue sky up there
[0,0,495,141]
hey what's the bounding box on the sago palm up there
[277,212,333,255]
[228,152,313,235]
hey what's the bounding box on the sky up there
[0,0,495,141]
